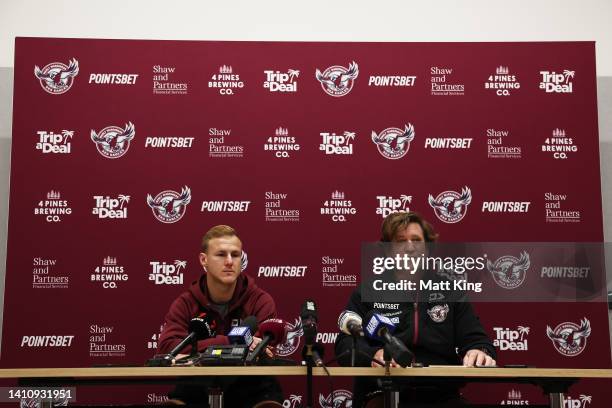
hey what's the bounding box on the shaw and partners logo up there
[319,131,355,155]
[147,186,191,223]
[487,128,521,159]
[493,326,529,351]
[430,66,464,96]
[32,257,69,289]
[89,324,126,357]
[34,58,79,94]
[263,69,299,92]
[428,186,472,224]
[546,317,591,357]
[153,65,188,95]
[36,130,73,154]
[149,260,186,285]
[539,70,574,93]
[265,191,300,222]
[209,128,244,158]
[371,124,415,159]
[90,122,136,159]
[92,194,130,219]
[487,252,530,289]
[322,256,357,288]
[545,192,580,223]
[315,61,359,97]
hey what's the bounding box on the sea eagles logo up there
[487,251,530,289]
[427,304,449,323]
[428,186,472,223]
[318,389,352,408]
[146,186,191,223]
[90,122,136,159]
[275,317,303,357]
[371,124,415,160]
[34,58,79,94]
[315,61,359,97]
[546,318,591,357]
[240,251,248,272]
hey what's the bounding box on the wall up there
[1,0,611,352]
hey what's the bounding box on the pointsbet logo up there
[21,335,74,347]
[257,265,307,278]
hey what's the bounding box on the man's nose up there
[224,254,234,265]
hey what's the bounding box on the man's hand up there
[371,348,398,368]
[463,349,496,367]
[250,336,274,358]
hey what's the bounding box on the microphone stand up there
[351,336,356,367]
[380,346,399,408]
[302,343,317,408]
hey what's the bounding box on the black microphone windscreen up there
[242,316,258,334]
[300,299,318,323]
[188,313,216,339]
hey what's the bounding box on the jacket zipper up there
[413,302,419,346]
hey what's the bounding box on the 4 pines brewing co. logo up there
[34,58,79,94]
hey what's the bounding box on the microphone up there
[227,316,258,346]
[300,300,324,367]
[301,300,318,345]
[338,310,364,337]
[246,319,288,364]
[364,311,413,368]
[169,312,216,357]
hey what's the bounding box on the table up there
[1,367,611,407]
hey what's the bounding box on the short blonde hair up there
[200,225,239,253]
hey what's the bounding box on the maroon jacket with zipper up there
[157,273,277,355]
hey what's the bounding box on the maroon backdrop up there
[2,38,609,406]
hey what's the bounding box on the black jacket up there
[335,273,496,367]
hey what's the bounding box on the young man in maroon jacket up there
[158,225,283,407]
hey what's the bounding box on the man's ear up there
[199,252,207,271]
